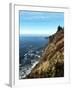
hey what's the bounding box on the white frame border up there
[9,3,70,87]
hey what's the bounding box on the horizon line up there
[19,34,53,37]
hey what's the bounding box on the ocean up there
[19,36,48,79]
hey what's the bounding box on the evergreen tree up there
[57,25,63,31]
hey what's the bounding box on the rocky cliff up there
[26,26,64,78]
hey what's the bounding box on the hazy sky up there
[19,10,64,36]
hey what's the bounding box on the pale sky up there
[19,11,64,36]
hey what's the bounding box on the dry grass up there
[27,28,64,78]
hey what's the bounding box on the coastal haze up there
[19,10,64,79]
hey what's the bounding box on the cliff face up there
[27,26,64,78]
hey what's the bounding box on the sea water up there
[19,36,48,79]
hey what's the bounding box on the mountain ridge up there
[26,26,64,78]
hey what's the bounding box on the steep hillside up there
[26,26,64,78]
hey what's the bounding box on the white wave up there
[20,61,39,79]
